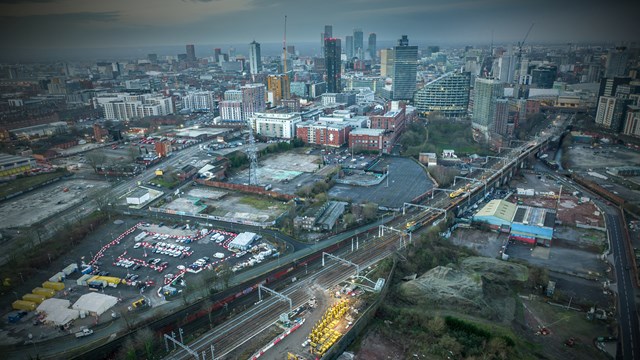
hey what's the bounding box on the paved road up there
[604,211,639,360]
[536,161,639,360]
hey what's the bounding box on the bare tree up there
[85,151,107,173]
[134,327,156,360]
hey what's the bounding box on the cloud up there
[0,0,57,3]
[0,11,119,22]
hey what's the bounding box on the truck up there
[42,281,65,291]
[75,328,94,338]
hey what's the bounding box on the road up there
[534,159,639,360]
[604,211,639,360]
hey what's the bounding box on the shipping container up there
[49,272,65,282]
[77,274,93,286]
[22,294,46,304]
[32,287,55,298]
[92,276,123,286]
[62,263,78,276]
[42,281,65,291]
[12,300,36,311]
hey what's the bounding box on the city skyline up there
[1,0,638,56]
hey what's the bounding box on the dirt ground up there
[353,329,404,360]
[566,144,640,170]
[518,297,611,360]
[0,179,109,229]
[449,228,506,258]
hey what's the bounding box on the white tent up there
[37,298,79,326]
[72,293,118,316]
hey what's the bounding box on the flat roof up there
[513,205,556,228]
[229,232,257,247]
[127,188,149,198]
[0,153,34,167]
[350,128,386,136]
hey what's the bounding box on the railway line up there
[165,139,549,359]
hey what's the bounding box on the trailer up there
[12,300,36,312]
[22,294,46,304]
[134,232,147,241]
[32,287,55,298]
[42,281,65,291]
[77,274,93,286]
[62,263,78,276]
[88,280,107,291]
[81,265,93,275]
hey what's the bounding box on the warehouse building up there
[473,199,556,246]
[228,232,258,251]
[0,153,37,177]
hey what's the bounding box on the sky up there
[0,0,638,58]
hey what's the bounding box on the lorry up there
[75,328,94,338]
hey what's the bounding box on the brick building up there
[296,120,351,147]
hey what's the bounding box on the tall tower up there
[324,38,342,93]
[392,35,418,101]
[472,77,504,135]
[249,41,262,75]
[345,36,354,59]
[605,47,629,78]
[380,49,394,77]
[353,29,364,59]
[324,25,333,38]
[368,33,377,61]
[186,44,196,62]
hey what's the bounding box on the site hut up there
[126,188,150,205]
[228,232,258,251]
[472,199,556,247]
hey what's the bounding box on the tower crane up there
[514,23,535,98]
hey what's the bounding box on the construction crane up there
[514,23,535,98]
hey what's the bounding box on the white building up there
[250,112,302,139]
[96,93,174,121]
[126,188,150,205]
[220,100,243,120]
[182,91,215,112]
[228,232,257,251]
[321,93,338,106]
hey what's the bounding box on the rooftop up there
[475,199,516,222]
[350,128,386,136]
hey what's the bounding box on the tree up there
[127,146,139,162]
[343,213,356,229]
[362,202,378,222]
[218,263,233,289]
[134,327,156,360]
[85,151,107,173]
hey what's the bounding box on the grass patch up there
[238,195,282,210]
[149,176,179,189]
[0,169,68,198]
[401,120,492,157]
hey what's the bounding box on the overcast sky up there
[0,0,637,53]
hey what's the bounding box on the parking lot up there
[329,157,433,209]
[85,222,263,297]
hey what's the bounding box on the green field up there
[0,170,68,199]
[238,195,285,210]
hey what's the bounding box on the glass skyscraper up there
[324,38,342,93]
[392,35,418,101]
[353,29,364,59]
[249,41,262,75]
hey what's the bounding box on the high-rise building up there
[249,41,262,75]
[182,91,215,112]
[472,77,504,134]
[345,36,354,59]
[413,71,471,117]
[324,25,333,38]
[623,106,640,138]
[392,35,418,101]
[214,48,222,63]
[241,83,266,120]
[324,38,342,93]
[605,47,629,78]
[267,74,291,106]
[250,112,302,139]
[595,96,631,132]
[496,55,516,84]
[493,98,509,135]
[531,65,557,89]
[147,53,158,63]
[186,44,196,62]
[220,101,243,120]
[380,49,394,77]
[353,29,364,59]
[368,33,377,61]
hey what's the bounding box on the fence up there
[195,179,295,201]
[148,206,277,228]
